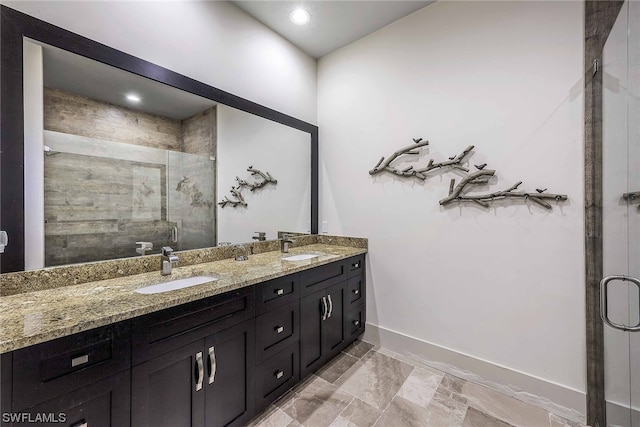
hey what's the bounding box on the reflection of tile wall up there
[44,152,173,266]
[44,88,182,150]
[182,106,217,157]
[43,89,216,266]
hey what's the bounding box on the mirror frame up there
[0,5,319,273]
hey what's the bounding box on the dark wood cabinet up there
[132,340,204,427]
[132,321,254,427]
[204,321,255,427]
[18,370,130,427]
[300,281,347,378]
[2,253,366,427]
[300,256,366,379]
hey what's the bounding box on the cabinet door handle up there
[275,288,284,296]
[195,351,204,391]
[327,294,333,319]
[71,421,88,427]
[275,326,284,334]
[275,370,284,380]
[71,354,89,367]
[353,289,359,295]
[208,346,217,384]
[353,262,360,269]
[353,320,360,326]
[321,296,328,321]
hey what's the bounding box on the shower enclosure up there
[601,0,640,425]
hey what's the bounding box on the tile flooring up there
[247,341,587,427]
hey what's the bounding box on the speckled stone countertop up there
[0,239,366,354]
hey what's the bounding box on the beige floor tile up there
[548,413,587,427]
[375,393,467,427]
[343,340,374,359]
[336,351,414,410]
[317,352,360,384]
[337,398,382,427]
[462,406,515,427]
[461,381,551,427]
[397,367,444,408]
[248,406,295,427]
[280,376,354,427]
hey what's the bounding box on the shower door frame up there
[584,1,626,426]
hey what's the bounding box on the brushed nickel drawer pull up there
[353,289,359,295]
[327,294,333,318]
[353,262,360,269]
[71,354,89,367]
[71,421,87,427]
[275,326,284,334]
[208,346,217,384]
[353,320,360,326]
[322,296,328,321]
[275,370,284,379]
[195,352,204,391]
[275,288,284,296]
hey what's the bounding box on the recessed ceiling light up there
[290,8,310,25]
[126,93,141,103]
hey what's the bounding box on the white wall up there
[217,105,311,244]
[3,1,317,124]
[318,0,585,412]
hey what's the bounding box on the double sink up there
[135,253,320,294]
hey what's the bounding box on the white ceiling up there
[231,1,435,59]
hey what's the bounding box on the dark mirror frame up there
[0,5,319,273]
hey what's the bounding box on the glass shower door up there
[602,1,640,425]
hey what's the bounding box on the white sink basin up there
[282,253,319,261]
[135,275,218,294]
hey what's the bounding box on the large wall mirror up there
[0,6,318,273]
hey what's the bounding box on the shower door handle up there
[600,275,640,332]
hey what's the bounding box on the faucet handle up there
[161,246,174,256]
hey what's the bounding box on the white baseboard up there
[363,323,587,424]
[606,399,640,427]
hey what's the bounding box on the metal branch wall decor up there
[218,165,277,208]
[370,137,568,211]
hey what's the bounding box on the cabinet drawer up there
[12,322,131,411]
[346,255,364,278]
[18,370,130,427]
[255,274,299,314]
[255,301,299,364]
[346,276,364,309]
[255,343,299,412]
[346,306,365,340]
[300,261,346,296]
[132,287,254,365]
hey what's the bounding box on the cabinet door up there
[132,340,205,427]
[204,320,255,427]
[300,290,325,378]
[323,282,346,359]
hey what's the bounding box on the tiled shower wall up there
[43,88,216,266]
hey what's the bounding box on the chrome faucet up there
[280,234,296,253]
[161,246,179,275]
[234,244,248,261]
[252,232,266,241]
[136,241,153,256]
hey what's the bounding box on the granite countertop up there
[0,242,366,353]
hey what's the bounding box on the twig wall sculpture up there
[370,137,568,211]
[218,165,277,208]
[368,138,474,179]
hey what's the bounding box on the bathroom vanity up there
[0,238,366,426]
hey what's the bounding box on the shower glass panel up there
[167,150,216,251]
[602,0,640,425]
[43,131,215,266]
